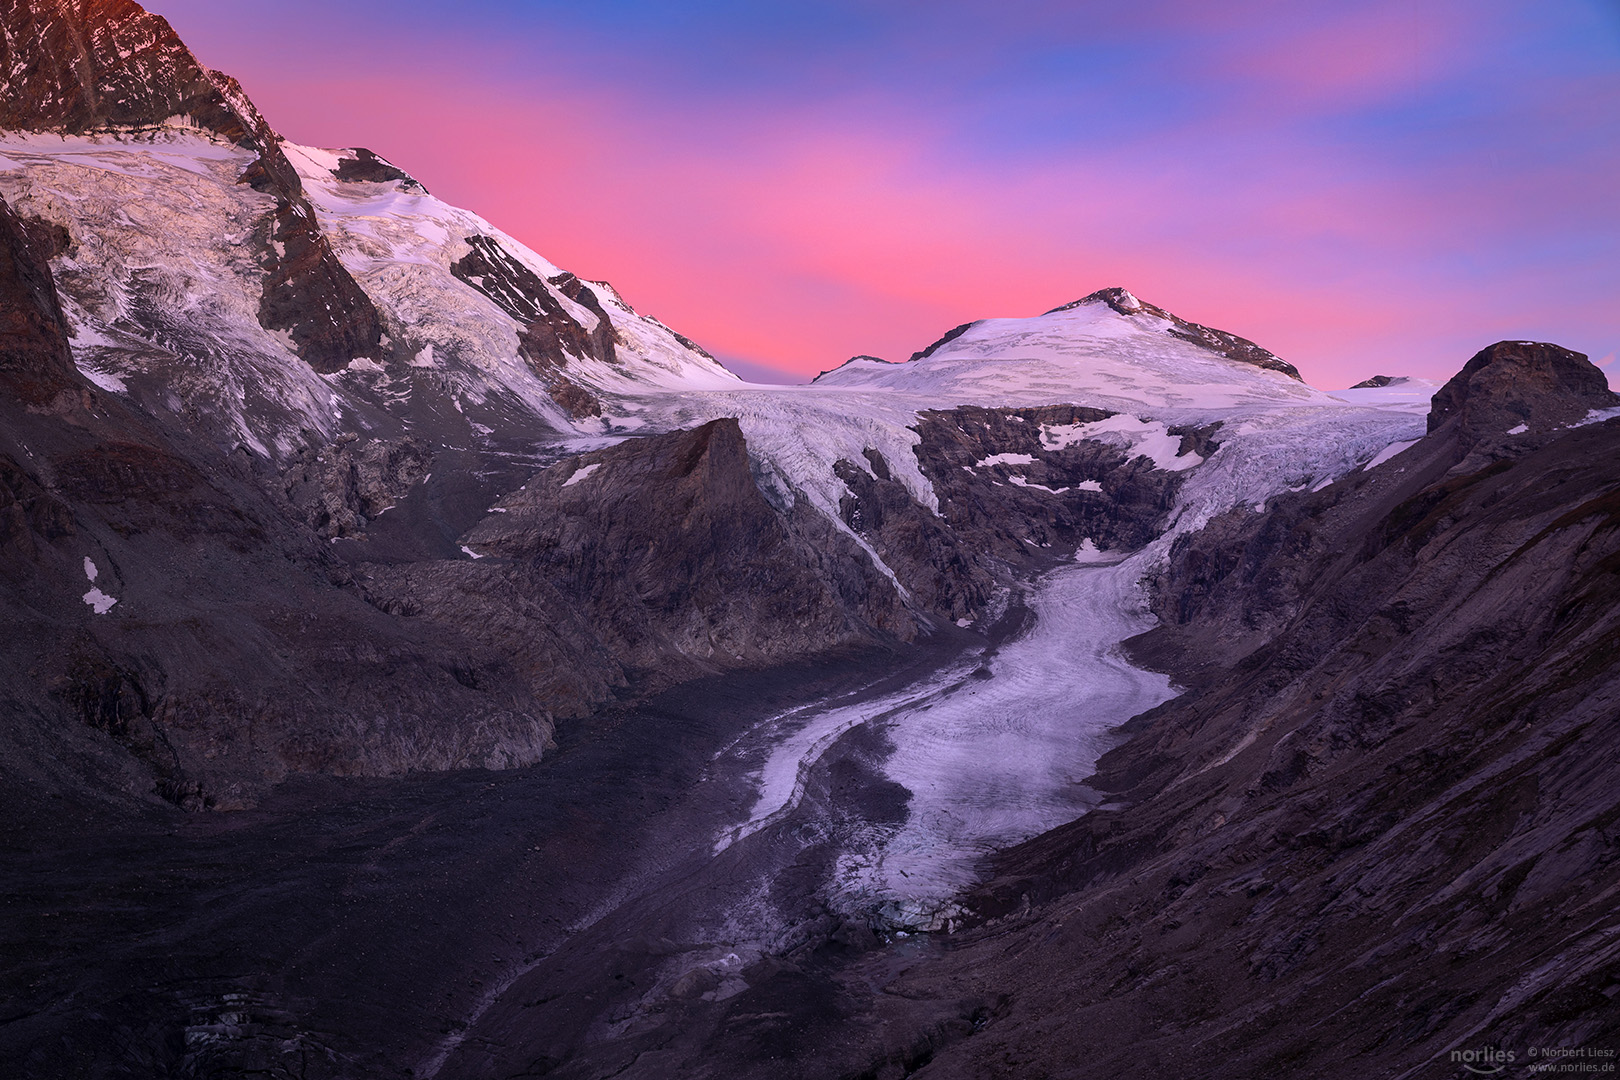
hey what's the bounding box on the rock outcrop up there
[255,198,385,372]
[457,418,915,679]
[1427,339,1617,441]
[0,193,81,406]
[280,434,432,539]
[451,234,609,417]
[0,0,260,142]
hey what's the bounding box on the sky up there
[152,0,1619,388]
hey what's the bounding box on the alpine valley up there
[2,3,1618,1078]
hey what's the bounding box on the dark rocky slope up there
[794,344,1620,1079]
[0,195,558,809]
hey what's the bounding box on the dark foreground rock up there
[0,633,971,1080]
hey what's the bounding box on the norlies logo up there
[1453,1048,1517,1074]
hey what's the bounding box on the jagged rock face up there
[859,414,1620,1079]
[1,0,388,379]
[1427,339,1617,439]
[1050,286,1302,379]
[0,0,305,204]
[833,449,994,622]
[256,198,385,372]
[912,404,1206,560]
[451,234,607,416]
[280,434,431,539]
[548,270,620,366]
[464,418,914,676]
[907,320,978,363]
[0,194,80,405]
[0,0,253,141]
[331,147,420,188]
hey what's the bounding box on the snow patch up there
[83,557,98,581]
[1007,476,1068,494]
[83,588,117,614]
[976,452,1035,467]
[1071,538,1118,564]
[1506,423,1528,436]
[74,360,128,393]
[1043,415,1201,471]
[459,546,484,560]
[563,462,601,487]
[1362,439,1420,471]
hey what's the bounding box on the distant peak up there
[811,354,895,383]
[1350,375,1409,389]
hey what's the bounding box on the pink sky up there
[156,0,1618,387]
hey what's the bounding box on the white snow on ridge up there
[813,301,1328,413]
[280,141,742,406]
[632,299,1426,577]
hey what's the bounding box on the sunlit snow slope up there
[0,131,736,460]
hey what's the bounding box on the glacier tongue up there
[830,556,1175,928]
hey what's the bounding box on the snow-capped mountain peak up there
[811,288,1317,414]
[0,0,738,461]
